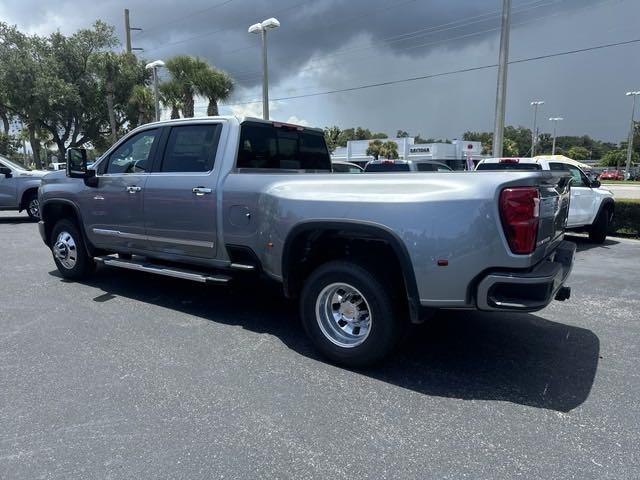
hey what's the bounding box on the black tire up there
[300,261,405,368]
[50,219,95,279]
[24,191,40,220]
[589,207,610,244]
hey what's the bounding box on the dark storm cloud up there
[1,0,601,87]
[2,0,637,140]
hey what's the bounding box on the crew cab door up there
[84,128,160,250]
[550,162,595,226]
[142,122,224,259]
[0,160,17,208]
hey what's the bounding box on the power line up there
[137,0,236,38]
[141,0,318,54]
[142,0,417,54]
[217,38,640,107]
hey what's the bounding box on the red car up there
[599,170,624,180]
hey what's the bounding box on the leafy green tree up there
[0,21,147,164]
[379,140,399,159]
[566,146,590,160]
[396,130,409,138]
[323,126,342,153]
[600,149,638,167]
[463,131,493,154]
[366,139,383,160]
[371,132,388,139]
[164,55,210,118]
[0,132,19,156]
[127,85,154,128]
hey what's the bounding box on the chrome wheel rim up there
[28,198,40,218]
[53,231,77,269]
[315,282,372,348]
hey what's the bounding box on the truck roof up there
[133,115,324,133]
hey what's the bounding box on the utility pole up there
[530,100,544,156]
[624,91,640,177]
[124,9,143,54]
[492,0,511,157]
[549,117,563,155]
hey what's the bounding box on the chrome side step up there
[94,256,231,284]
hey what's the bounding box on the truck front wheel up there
[51,219,95,280]
[300,261,404,367]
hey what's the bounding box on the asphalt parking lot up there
[1,211,639,479]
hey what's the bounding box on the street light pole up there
[492,0,511,157]
[249,18,280,121]
[261,28,269,120]
[624,91,640,177]
[549,117,563,155]
[145,60,165,122]
[530,100,544,156]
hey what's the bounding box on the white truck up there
[476,157,615,243]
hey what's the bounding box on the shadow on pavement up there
[0,214,36,225]
[565,234,620,253]
[49,266,599,413]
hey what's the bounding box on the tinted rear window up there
[476,162,542,171]
[365,163,411,172]
[237,122,331,170]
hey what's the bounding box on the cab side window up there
[104,129,159,174]
[160,124,222,173]
[550,162,589,187]
[567,165,590,187]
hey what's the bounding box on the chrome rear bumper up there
[477,240,576,312]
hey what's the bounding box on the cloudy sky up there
[1,0,639,142]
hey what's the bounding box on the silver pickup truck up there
[0,155,46,219]
[38,116,575,367]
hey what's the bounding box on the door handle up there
[126,186,142,193]
[192,187,212,196]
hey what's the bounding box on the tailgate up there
[536,172,571,256]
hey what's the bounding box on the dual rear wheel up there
[300,261,405,367]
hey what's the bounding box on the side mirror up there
[66,148,88,178]
[591,180,601,188]
[0,166,12,178]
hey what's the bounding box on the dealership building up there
[331,137,484,170]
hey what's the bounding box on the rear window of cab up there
[237,122,331,171]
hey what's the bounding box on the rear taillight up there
[499,158,519,163]
[499,187,540,254]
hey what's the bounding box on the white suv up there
[476,157,614,243]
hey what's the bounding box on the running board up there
[94,256,231,284]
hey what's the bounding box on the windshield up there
[365,162,410,172]
[0,156,31,171]
[476,162,541,171]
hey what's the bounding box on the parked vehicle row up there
[37,116,575,367]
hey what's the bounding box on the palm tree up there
[93,52,121,143]
[159,80,183,119]
[196,68,234,116]
[128,85,154,127]
[164,55,209,118]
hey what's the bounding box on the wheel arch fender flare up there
[595,197,615,222]
[41,199,93,255]
[281,220,422,323]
